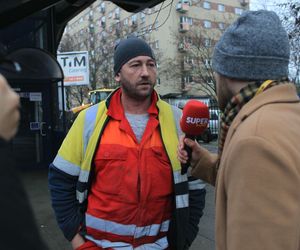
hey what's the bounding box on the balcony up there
[176,3,189,13]
[179,22,190,32]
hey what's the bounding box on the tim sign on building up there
[57,51,89,86]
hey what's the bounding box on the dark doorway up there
[11,83,52,168]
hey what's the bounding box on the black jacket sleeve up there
[0,139,48,250]
[48,163,83,241]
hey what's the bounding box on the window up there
[180,16,193,25]
[123,18,128,26]
[204,38,211,47]
[146,8,152,14]
[101,16,106,27]
[183,36,192,44]
[140,12,146,23]
[89,10,93,16]
[203,20,211,28]
[218,22,225,30]
[99,2,105,13]
[156,78,161,86]
[179,0,192,4]
[154,40,159,49]
[80,17,83,23]
[205,59,212,67]
[114,7,120,19]
[89,24,94,33]
[140,27,146,34]
[184,56,194,64]
[218,4,225,12]
[235,8,243,15]
[131,14,137,22]
[154,20,159,30]
[131,14,138,26]
[203,1,211,9]
[156,61,160,69]
[108,11,112,19]
[183,75,193,83]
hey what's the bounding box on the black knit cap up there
[114,37,155,75]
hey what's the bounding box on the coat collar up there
[225,83,300,144]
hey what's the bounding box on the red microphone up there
[180,100,209,174]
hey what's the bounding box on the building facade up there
[62,0,249,101]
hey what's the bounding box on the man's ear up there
[115,73,120,82]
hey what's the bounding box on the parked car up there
[169,98,220,143]
[199,109,220,143]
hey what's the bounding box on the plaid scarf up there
[218,79,287,157]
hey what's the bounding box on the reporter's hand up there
[178,135,219,185]
[0,75,20,141]
[71,233,86,250]
[177,135,202,167]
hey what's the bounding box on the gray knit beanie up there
[114,37,155,75]
[212,10,290,80]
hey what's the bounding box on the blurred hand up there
[0,74,20,141]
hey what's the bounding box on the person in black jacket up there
[0,67,48,249]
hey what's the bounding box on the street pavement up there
[189,141,216,250]
[20,141,217,250]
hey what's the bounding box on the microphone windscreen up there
[180,100,209,136]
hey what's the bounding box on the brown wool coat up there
[192,83,300,250]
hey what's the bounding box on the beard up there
[120,77,155,101]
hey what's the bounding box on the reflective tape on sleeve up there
[188,179,206,190]
[53,155,80,176]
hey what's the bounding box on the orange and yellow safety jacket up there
[49,88,206,250]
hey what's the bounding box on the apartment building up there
[63,0,249,98]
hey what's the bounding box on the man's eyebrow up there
[128,59,155,64]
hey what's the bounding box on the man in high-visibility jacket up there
[49,37,206,250]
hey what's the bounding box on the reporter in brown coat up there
[178,10,300,250]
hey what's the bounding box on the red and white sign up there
[57,51,89,86]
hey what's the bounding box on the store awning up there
[1,48,64,82]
